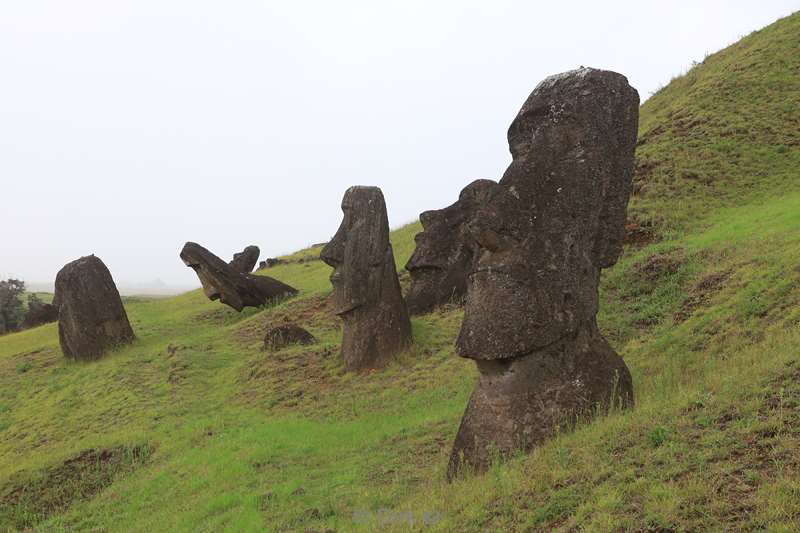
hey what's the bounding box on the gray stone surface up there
[320,186,412,370]
[448,67,639,478]
[54,255,135,360]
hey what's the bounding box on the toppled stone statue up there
[54,255,135,360]
[229,245,260,273]
[405,179,497,315]
[180,242,297,311]
[320,186,412,370]
[447,67,639,479]
[263,324,317,351]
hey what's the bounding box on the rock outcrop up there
[405,179,497,315]
[263,324,317,351]
[229,245,260,273]
[447,67,639,479]
[259,258,284,270]
[180,242,297,311]
[320,186,412,370]
[54,255,135,360]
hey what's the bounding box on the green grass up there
[1,11,799,532]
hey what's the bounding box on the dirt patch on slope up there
[235,294,335,342]
[0,444,153,530]
[674,270,733,323]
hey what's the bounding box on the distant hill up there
[25,280,197,297]
[0,12,798,532]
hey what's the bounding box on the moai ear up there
[592,170,633,269]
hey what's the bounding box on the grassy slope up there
[1,12,799,532]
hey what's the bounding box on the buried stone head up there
[448,67,639,478]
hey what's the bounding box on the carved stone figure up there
[180,242,297,311]
[405,179,497,315]
[320,186,412,370]
[229,245,260,273]
[54,255,135,360]
[447,67,639,478]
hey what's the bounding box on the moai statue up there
[405,179,497,315]
[229,245,260,273]
[54,255,135,360]
[447,67,639,479]
[320,186,412,370]
[180,242,297,311]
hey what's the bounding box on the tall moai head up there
[447,68,639,479]
[456,67,640,361]
[405,179,497,315]
[54,255,135,361]
[321,186,412,370]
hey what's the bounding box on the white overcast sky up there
[1,1,797,288]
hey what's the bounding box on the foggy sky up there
[2,1,797,289]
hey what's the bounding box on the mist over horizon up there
[2,0,797,287]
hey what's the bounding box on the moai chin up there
[405,179,497,315]
[320,186,412,371]
[447,67,639,479]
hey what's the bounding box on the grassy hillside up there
[1,12,799,532]
[630,11,800,234]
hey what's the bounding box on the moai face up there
[405,179,497,314]
[456,67,640,361]
[446,67,640,479]
[321,186,392,317]
[181,242,235,303]
[320,186,412,370]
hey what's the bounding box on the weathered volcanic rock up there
[447,67,639,479]
[405,179,497,315]
[320,186,412,370]
[180,242,297,311]
[229,245,260,273]
[20,302,58,330]
[54,255,135,360]
[259,258,284,270]
[263,324,317,351]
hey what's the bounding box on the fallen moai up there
[54,255,135,360]
[447,67,639,479]
[180,242,297,311]
[320,186,412,370]
[405,179,497,315]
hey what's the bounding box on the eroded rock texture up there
[263,324,316,351]
[229,245,260,273]
[447,67,639,479]
[54,255,135,360]
[180,242,297,311]
[320,186,412,370]
[405,179,497,315]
